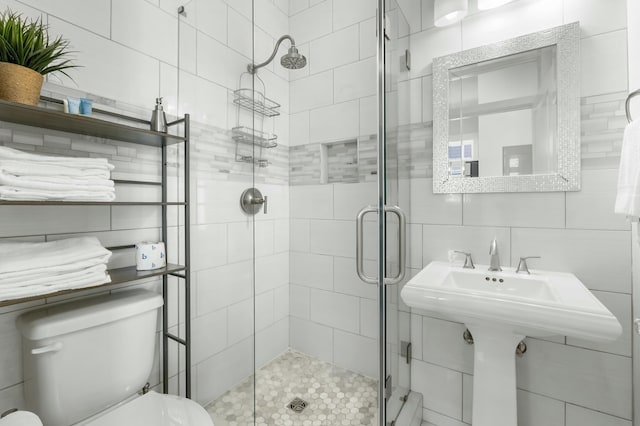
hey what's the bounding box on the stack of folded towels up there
[0,146,115,201]
[0,237,112,301]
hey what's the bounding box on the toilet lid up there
[81,391,213,426]
[0,411,42,426]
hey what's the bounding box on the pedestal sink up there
[400,261,622,426]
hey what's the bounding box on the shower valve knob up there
[251,195,268,214]
[240,188,268,215]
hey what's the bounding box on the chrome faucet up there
[488,238,502,272]
[516,256,541,274]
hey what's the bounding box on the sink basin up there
[401,261,622,426]
[402,261,622,341]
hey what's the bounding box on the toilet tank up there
[16,290,164,426]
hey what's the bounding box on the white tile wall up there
[309,25,360,75]
[309,219,355,257]
[517,339,632,418]
[566,169,631,231]
[412,359,463,419]
[289,0,332,45]
[563,0,627,37]
[402,1,635,425]
[333,0,375,31]
[516,390,565,426]
[334,57,377,103]
[309,289,360,333]
[0,0,291,411]
[289,182,380,378]
[409,25,462,78]
[111,0,178,66]
[462,192,566,228]
[510,228,631,293]
[309,100,360,143]
[461,0,563,49]
[18,0,111,37]
[581,30,629,97]
[0,1,636,425]
[566,404,632,426]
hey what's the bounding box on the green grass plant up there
[0,9,76,77]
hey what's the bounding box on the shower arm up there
[248,35,297,74]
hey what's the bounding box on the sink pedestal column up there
[467,325,524,426]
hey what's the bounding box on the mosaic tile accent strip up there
[289,144,322,184]
[290,91,626,186]
[580,91,628,170]
[206,350,378,426]
[289,136,378,186]
[327,140,358,183]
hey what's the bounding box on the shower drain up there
[287,397,308,413]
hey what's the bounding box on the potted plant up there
[0,9,76,105]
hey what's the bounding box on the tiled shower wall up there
[0,0,292,410]
[286,0,385,379]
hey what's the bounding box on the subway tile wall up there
[0,0,292,411]
[409,1,633,425]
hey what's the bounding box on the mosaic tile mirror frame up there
[432,22,581,193]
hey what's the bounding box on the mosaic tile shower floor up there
[206,350,378,426]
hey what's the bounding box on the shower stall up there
[174,0,415,425]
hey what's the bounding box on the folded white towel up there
[0,270,110,300]
[0,160,112,179]
[0,170,114,193]
[0,237,111,275]
[0,170,114,186]
[0,263,108,288]
[0,146,114,170]
[0,186,116,201]
[615,119,640,217]
[0,254,110,282]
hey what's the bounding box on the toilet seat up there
[77,391,213,426]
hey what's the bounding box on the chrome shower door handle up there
[355,205,407,285]
[384,205,406,285]
[356,206,378,285]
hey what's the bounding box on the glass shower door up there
[355,0,412,424]
[384,2,412,424]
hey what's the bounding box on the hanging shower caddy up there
[232,72,280,167]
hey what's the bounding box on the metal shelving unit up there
[0,98,192,398]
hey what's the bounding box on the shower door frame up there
[376,1,406,424]
[376,0,389,422]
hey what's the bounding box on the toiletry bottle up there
[150,97,168,133]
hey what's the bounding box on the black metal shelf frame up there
[0,97,192,399]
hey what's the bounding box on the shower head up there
[280,46,307,70]
[248,35,307,74]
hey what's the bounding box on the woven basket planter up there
[0,62,43,105]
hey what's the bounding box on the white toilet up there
[15,289,213,426]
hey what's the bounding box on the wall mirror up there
[432,22,580,193]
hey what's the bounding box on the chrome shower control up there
[240,188,267,215]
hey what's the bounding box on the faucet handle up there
[454,251,475,269]
[516,256,540,274]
